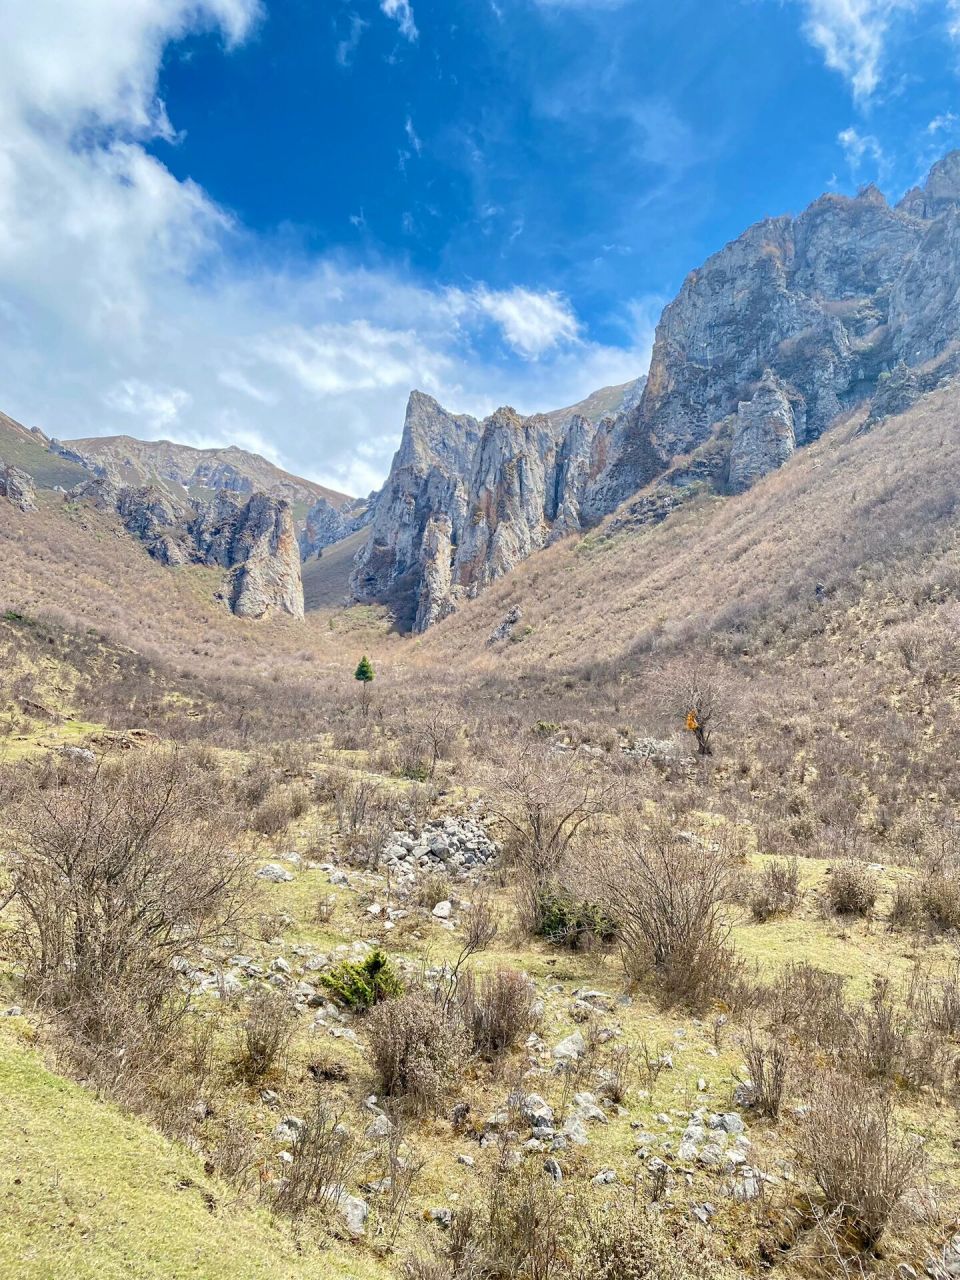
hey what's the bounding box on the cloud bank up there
[0,0,649,496]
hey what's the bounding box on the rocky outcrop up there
[70,479,303,619]
[299,495,371,559]
[727,372,802,493]
[352,382,642,631]
[0,463,37,512]
[356,151,960,628]
[203,493,304,621]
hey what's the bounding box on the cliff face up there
[72,477,304,619]
[353,151,960,632]
[0,463,38,512]
[351,383,642,631]
[604,155,960,516]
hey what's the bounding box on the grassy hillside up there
[302,527,368,610]
[0,413,88,490]
[0,1028,383,1280]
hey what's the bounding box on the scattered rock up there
[257,863,294,883]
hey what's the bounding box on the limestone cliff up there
[351,382,642,631]
[71,477,303,619]
[0,463,38,512]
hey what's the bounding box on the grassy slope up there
[0,1028,384,1280]
[302,528,368,611]
[0,414,88,490]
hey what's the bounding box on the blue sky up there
[1,0,959,494]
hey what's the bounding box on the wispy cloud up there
[380,0,418,42]
[837,124,885,169]
[796,0,909,101]
[335,12,367,67]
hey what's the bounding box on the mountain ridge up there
[349,149,960,630]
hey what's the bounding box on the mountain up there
[51,434,350,518]
[351,379,644,631]
[0,412,304,621]
[352,150,960,631]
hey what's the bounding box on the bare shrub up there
[587,818,740,1011]
[576,1205,732,1280]
[366,988,467,1116]
[824,861,878,917]
[250,783,309,837]
[800,1075,925,1251]
[909,960,960,1038]
[660,659,726,757]
[274,1094,360,1218]
[6,749,249,1080]
[765,962,852,1058]
[741,1030,789,1119]
[233,989,297,1083]
[404,1159,568,1280]
[460,892,499,954]
[485,740,614,935]
[459,969,539,1061]
[749,857,802,922]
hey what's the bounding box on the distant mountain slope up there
[0,411,88,489]
[418,379,960,678]
[57,434,351,518]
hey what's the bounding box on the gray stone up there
[256,863,294,883]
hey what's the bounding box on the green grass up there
[0,419,88,490]
[0,1029,386,1280]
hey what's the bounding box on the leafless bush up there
[576,1205,731,1280]
[800,1074,925,1251]
[366,988,467,1116]
[749,857,802,922]
[233,989,297,1083]
[741,1030,789,1119]
[659,659,726,758]
[412,869,455,910]
[5,749,249,1078]
[586,817,741,1011]
[908,960,960,1038]
[459,969,539,1061]
[764,962,852,1058]
[274,1094,359,1219]
[485,739,614,934]
[250,783,309,837]
[211,1112,260,1188]
[461,892,499,953]
[824,861,878,917]
[404,1160,568,1280]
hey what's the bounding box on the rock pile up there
[381,816,499,879]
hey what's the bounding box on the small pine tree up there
[354,655,374,717]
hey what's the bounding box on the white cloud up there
[336,12,368,67]
[405,115,423,154]
[791,1,960,100]
[103,379,192,432]
[472,287,580,359]
[795,0,911,101]
[837,124,885,167]
[0,0,649,499]
[928,110,959,132]
[380,0,418,41]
